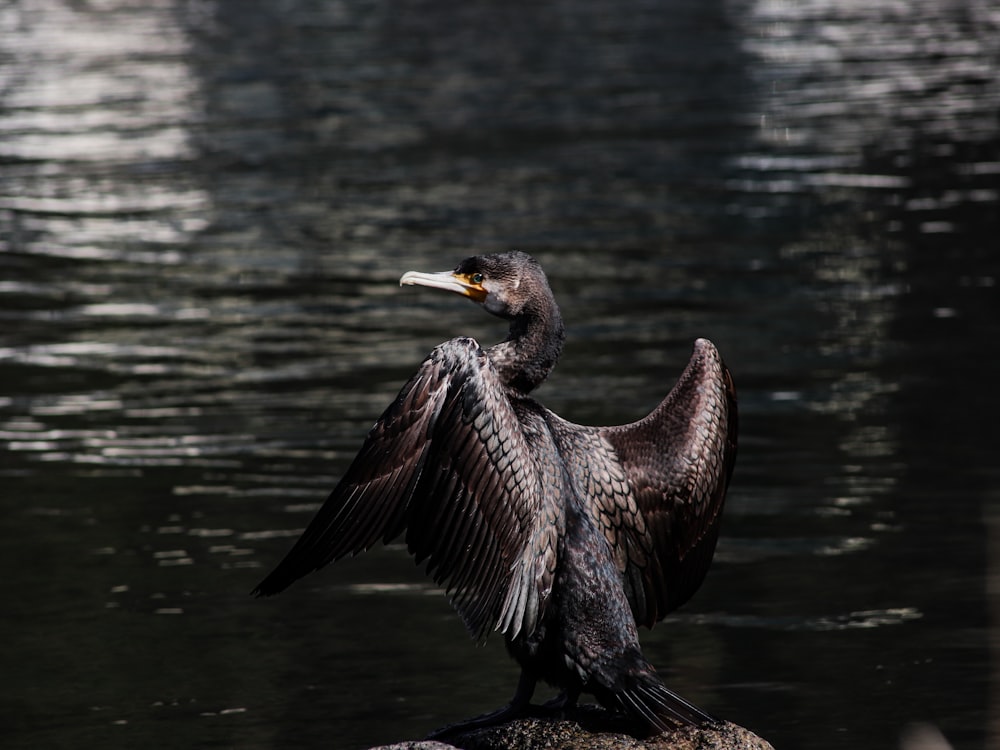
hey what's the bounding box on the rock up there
[370,707,774,750]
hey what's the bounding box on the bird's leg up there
[510,667,538,709]
[542,686,581,714]
[426,669,538,739]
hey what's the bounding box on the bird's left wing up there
[252,337,554,641]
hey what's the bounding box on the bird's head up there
[399,251,546,321]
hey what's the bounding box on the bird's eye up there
[471,272,484,284]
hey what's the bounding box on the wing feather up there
[596,338,738,627]
[252,337,556,641]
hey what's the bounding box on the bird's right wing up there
[252,337,556,641]
[597,338,737,627]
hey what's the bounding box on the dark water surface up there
[2,1,998,748]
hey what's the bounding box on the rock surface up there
[370,708,774,750]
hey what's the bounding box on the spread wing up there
[596,338,738,628]
[251,337,556,641]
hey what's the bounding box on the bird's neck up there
[488,303,565,394]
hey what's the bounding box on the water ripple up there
[685,607,923,632]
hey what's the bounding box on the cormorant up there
[253,251,737,735]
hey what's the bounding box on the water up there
[1,1,998,748]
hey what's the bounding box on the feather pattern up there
[254,252,737,735]
[598,338,738,626]
[253,336,558,642]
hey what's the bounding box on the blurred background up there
[1,0,997,748]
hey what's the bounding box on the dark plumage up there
[253,251,737,735]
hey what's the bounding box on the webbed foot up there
[426,668,540,740]
[426,701,539,740]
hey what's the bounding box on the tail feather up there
[616,675,716,732]
[618,689,663,729]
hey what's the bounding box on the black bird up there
[253,251,737,735]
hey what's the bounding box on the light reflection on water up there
[1,0,998,749]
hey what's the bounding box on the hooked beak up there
[399,269,488,302]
